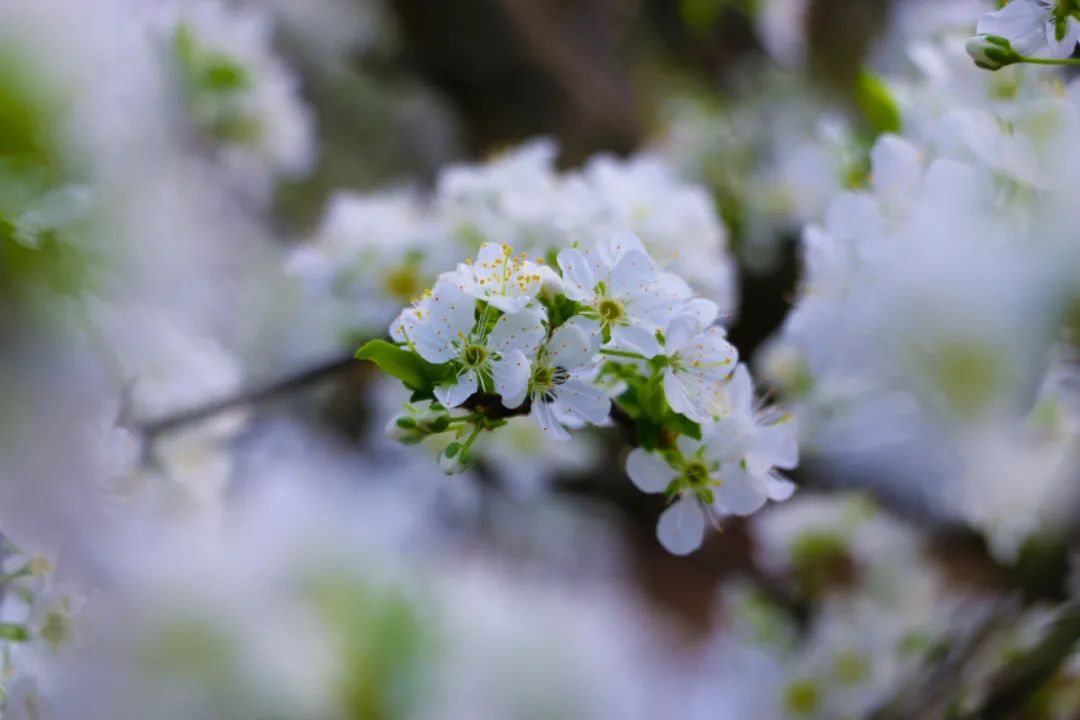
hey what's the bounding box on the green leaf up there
[855,70,902,138]
[355,340,430,391]
[0,624,29,642]
[635,419,662,451]
[668,413,702,440]
[199,55,252,94]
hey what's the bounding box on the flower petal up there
[552,379,610,424]
[546,323,595,370]
[752,419,799,471]
[488,308,546,358]
[626,448,674,493]
[611,322,660,358]
[530,398,571,441]
[664,369,713,423]
[664,316,696,354]
[657,495,706,555]
[714,465,768,516]
[977,0,1051,57]
[490,349,531,408]
[557,248,598,302]
[609,249,656,301]
[724,364,755,416]
[434,370,478,408]
[762,471,796,501]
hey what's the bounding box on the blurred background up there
[6,0,1080,718]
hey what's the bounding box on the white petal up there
[434,370,478,408]
[663,369,710,423]
[724,364,755,416]
[714,465,768,516]
[626,448,674,493]
[428,280,477,334]
[680,298,719,328]
[546,323,595,369]
[563,316,602,355]
[409,323,458,363]
[871,134,922,202]
[557,248,597,302]
[531,399,571,441]
[488,308,546,358]
[490,349,530,408]
[552,379,610,424]
[664,316,696,354]
[751,419,799,471]
[611,322,660,358]
[1048,15,1080,58]
[762,471,796,501]
[656,495,706,555]
[487,295,533,314]
[977,0,1051,56]
[413,281,476,362]
[609,249,656,301]
[599,230,647,267]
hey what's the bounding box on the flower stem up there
[599,348,648,360]
[460,422,484,454]
[1018,55,1080,66]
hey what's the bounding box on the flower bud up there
[966,34,1021,71]
[385,414,424,444]
[438,442,468,475]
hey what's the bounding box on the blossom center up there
[384,266,421,301]
[682,461,710,488]
[461,344,488,369]
[532,365,554,389]
[597,298,624,324]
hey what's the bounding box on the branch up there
[138,353,358,439]
[869,598,1023,720]
[966,600,1080,720]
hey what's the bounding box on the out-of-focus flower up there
[976,0,1080,60]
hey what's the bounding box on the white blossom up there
[529,318,610,440]
[557,233,690,358]
[396,280,546,408]
[660,307,738,424]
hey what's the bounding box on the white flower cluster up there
[288,140,737,338]
[763,9,1080,559]
[154,0,316,202]
[696,493,985,719]
[373,232,796,555]
[36,478,667,720]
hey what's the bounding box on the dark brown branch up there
[139,354,358,439]
[966,600,1080,720]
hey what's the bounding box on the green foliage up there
[305,574,434,720]
[0,51,91,306]
[0,624,29,643]
[613,360,701,450]
[172,24,260,146]
[855,70,902,139]
[356,339,454,397]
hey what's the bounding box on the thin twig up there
[140,353,358,439]
[967,600,1080,720]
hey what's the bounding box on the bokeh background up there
[4,0,1080,718]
